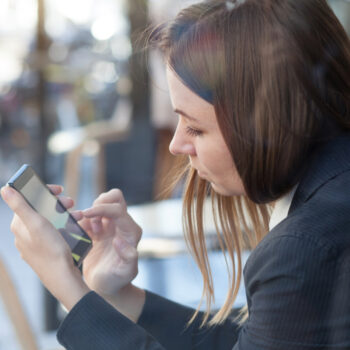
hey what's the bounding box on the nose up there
[169,125,196,156]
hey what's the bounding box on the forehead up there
[166,66,217,125]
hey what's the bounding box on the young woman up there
[2,0,350,349]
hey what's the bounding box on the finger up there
[11,216,32,258]
[64,214,91,238]
[47,184,64,195]
[93,189,126,206]
[1,186,50,232]
[11,214,28,238]
[83,203,124,219]
[70,210,83,221]
[77,216,93,233]
[72,216,100,242]
[90,217,102,234]
[57,196,74,210]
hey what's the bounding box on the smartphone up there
[7,164,92,268]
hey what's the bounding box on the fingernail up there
[72,210,83,220]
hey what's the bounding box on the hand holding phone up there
[1,167,92,310]
[6,164,92,267]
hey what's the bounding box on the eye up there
[185,126,203,137]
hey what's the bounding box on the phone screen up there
[8,165,92,267]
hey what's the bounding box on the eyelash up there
[185,126,203,137]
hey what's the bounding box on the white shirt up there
[269,185,298,231]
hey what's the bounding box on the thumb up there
[1,186,44,231]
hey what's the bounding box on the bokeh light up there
[0,53,22,85]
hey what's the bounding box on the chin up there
[211,183,234,196]
[210,182,245,197]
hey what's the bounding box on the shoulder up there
[240,143,350,347]
[254,167,350,267]
[245,168,350,290]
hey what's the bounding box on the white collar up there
[269,185,298,231]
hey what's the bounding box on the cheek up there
[209,147,235,174]
[206,147,244,192]
[196,144,218,170]
[195,137,238,175]
[200,150,235,183]
[213,163,245,196]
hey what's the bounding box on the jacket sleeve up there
[57,290,239,350]
[57,291,166,350]
[138,290,240,349]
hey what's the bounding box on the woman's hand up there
[0,185,90,311]
[79,189,145,321]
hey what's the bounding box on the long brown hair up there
[148,0,350,326]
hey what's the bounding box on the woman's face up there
[167,67,245,196]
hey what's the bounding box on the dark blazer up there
[57,136,350,350]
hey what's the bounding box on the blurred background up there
[0,0,349,349]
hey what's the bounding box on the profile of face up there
[167,66,245,196]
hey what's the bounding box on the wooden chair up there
[62,97,132,202]
[0,256,39,350]
[0,256,64,350]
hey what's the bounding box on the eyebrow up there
[174,108,198,122]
